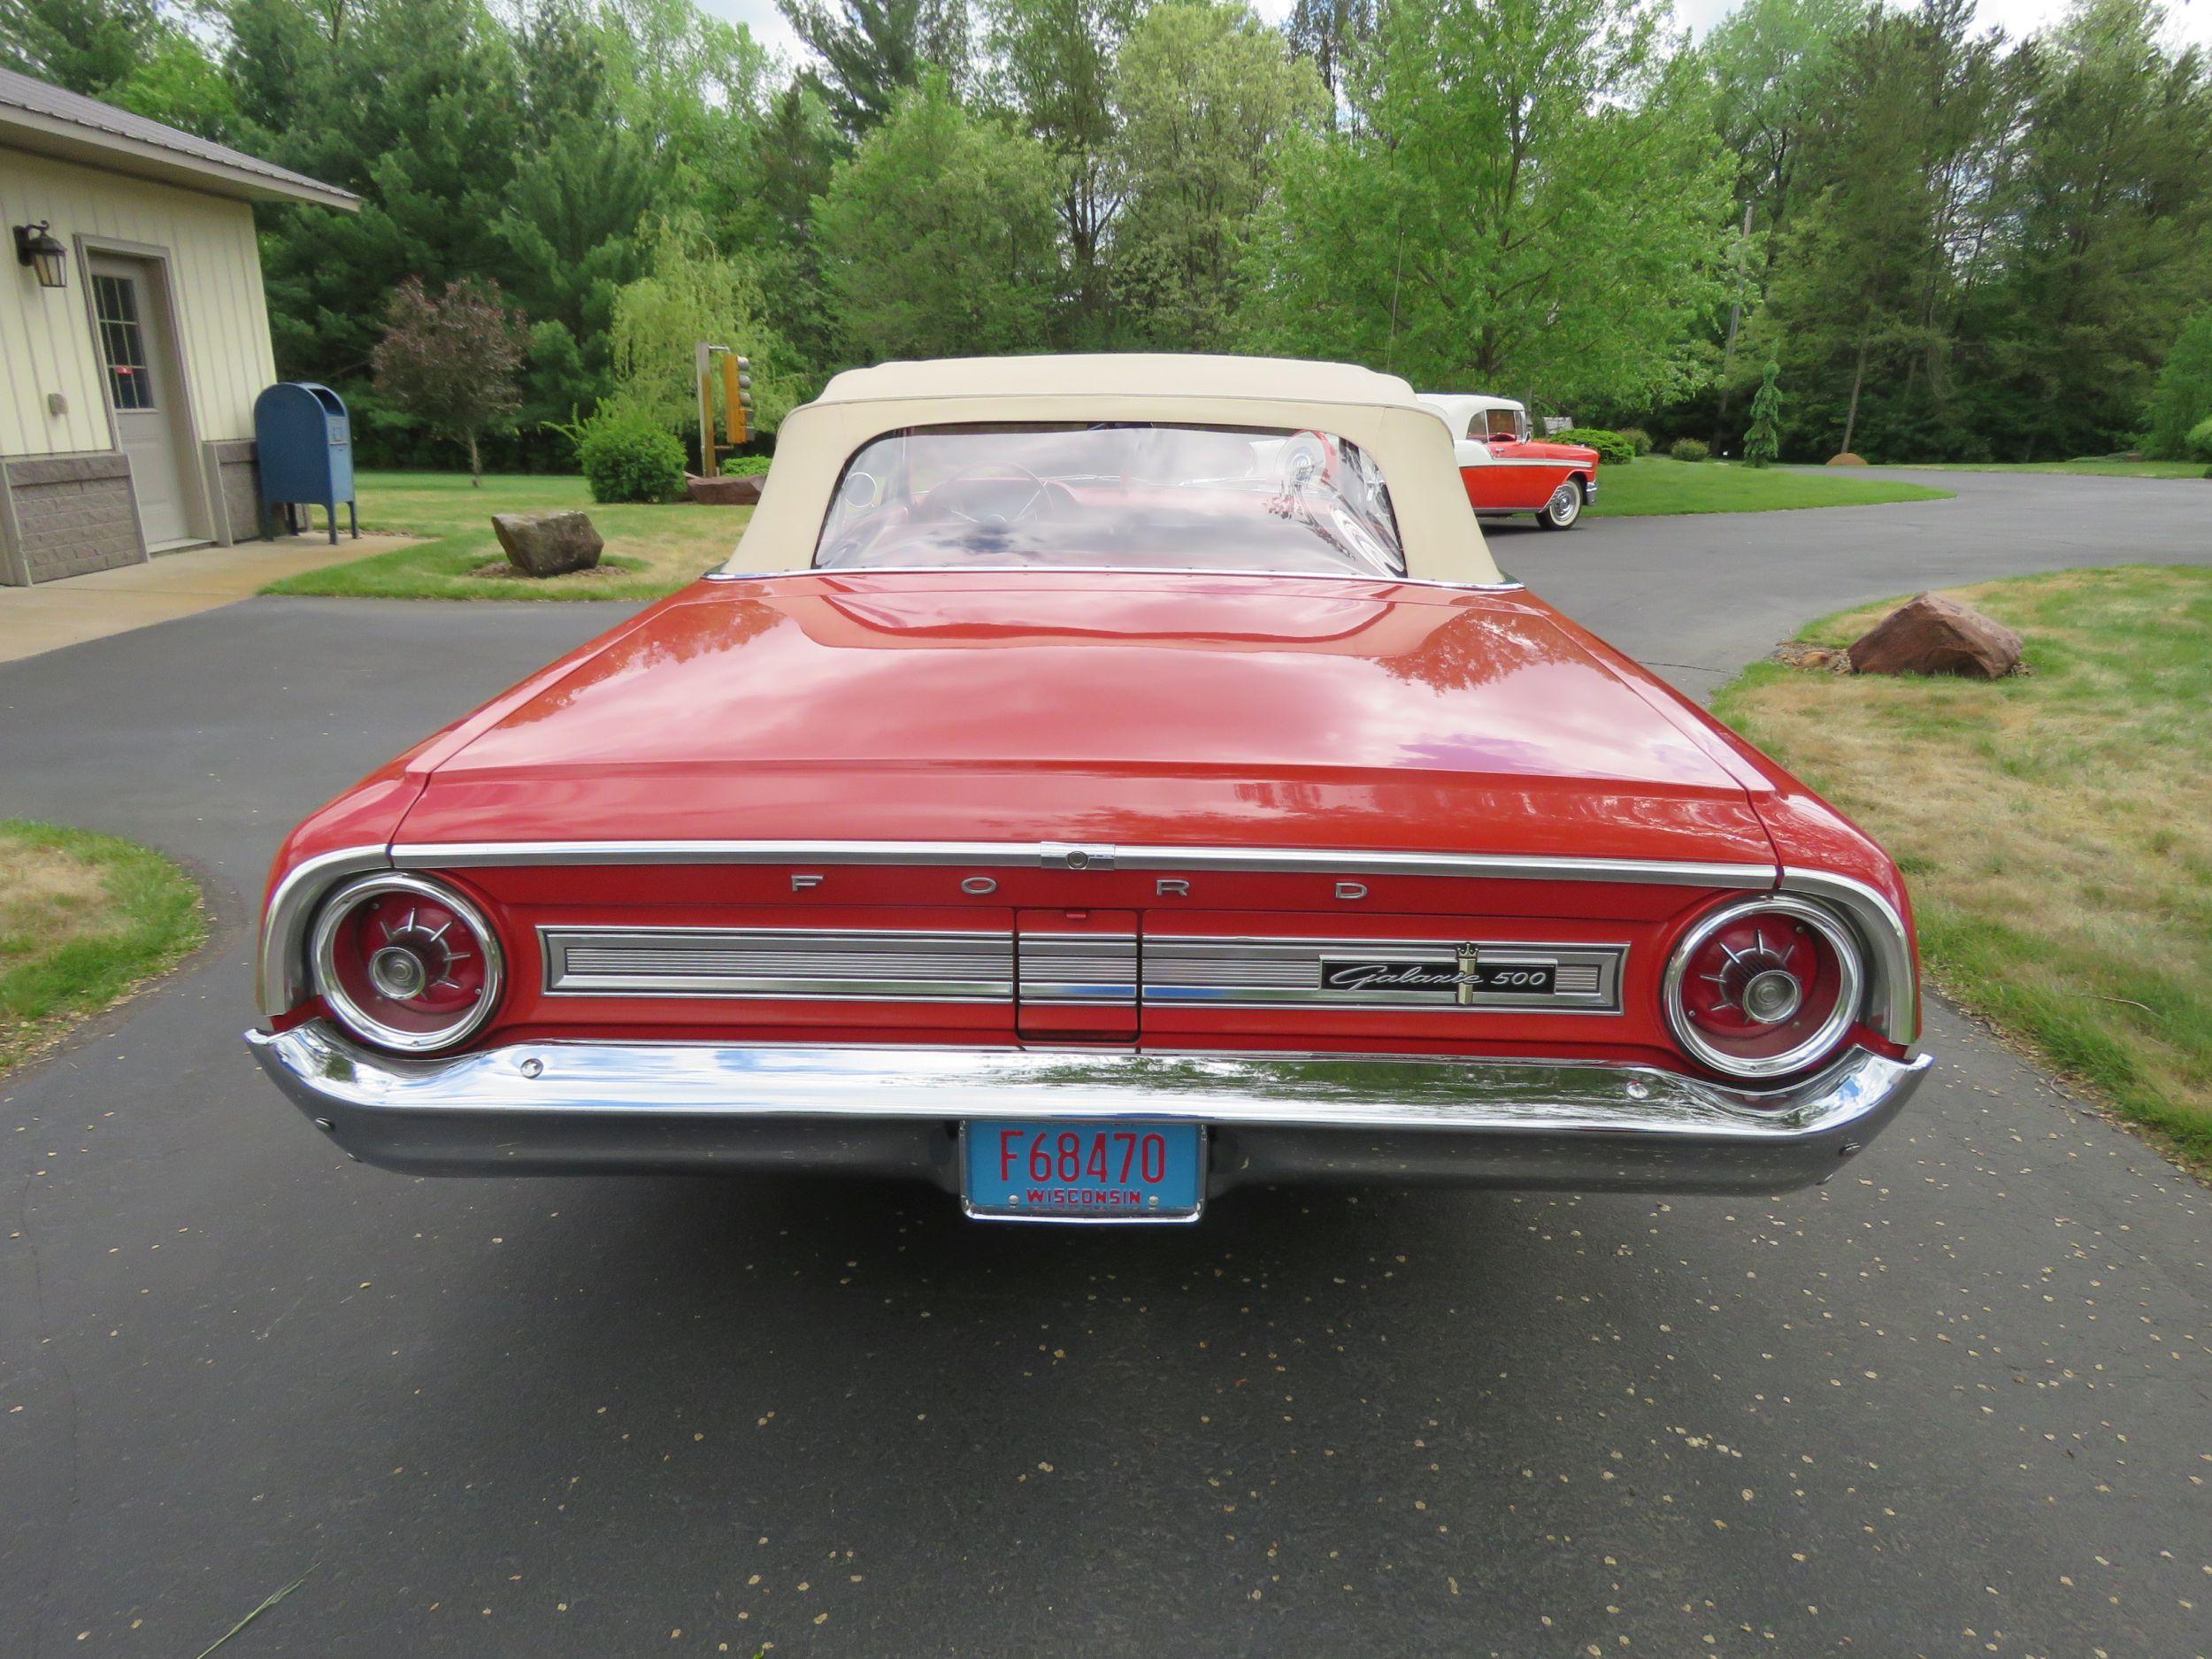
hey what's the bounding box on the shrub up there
[571,407,687,503]
[1616,426,1654,456]
[2186,416,2212,465]
[723,454,772,475]
[1551,427,1634,466]
[2147,311,2212,458]
[1669,436,1710,463]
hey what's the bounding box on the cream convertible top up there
[716,354,1507,588]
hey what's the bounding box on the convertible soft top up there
[720,353,1508,588]
[814,353,1422,409]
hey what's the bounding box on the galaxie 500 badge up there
[1319,945,1556,1004]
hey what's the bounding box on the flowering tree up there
[371,276,527,485]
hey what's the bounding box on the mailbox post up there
[254,381,358,544]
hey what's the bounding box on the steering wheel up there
[921,462,1050,527]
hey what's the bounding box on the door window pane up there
[93,274,154,411]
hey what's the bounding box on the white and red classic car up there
[248,355,1925,1224]
[1421,393,1601,529]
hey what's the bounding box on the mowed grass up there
[1715,565,2212,1170]
[1,819,206,1076]
[260,471,750,601]
[1586,457,1953,517]
[1904,459,2210,479]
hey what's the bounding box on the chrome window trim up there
[703,564,1527,594]
[1661,895,1865,1080]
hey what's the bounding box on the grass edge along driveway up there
[260,472,751,602]
[1,818,206,1079]
[1715,565,2212,1172]
[1587,456,1952,517]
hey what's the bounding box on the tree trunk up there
[1839,332,1870,458]
[1712,200,1756,442]
[467,431,482,487]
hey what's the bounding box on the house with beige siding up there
[0,67,357,585]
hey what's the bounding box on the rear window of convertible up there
[813,423,1406,579]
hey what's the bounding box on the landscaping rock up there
[1847,592,2023,680]
[687,472,765,506]
[1825,452,1868,465]
[491,510,603,577]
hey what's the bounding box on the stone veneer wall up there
[204,438,262,547]
[0,451,148,585]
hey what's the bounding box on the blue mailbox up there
[254,381,357,544]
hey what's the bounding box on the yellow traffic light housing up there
[724,354,754,446]
[695,344,758,477]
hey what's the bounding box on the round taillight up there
[1663,895,1864,1079]
[310,874,503,1053]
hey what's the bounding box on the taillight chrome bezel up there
[1663,895,1866,1080]
[309,872,503,1054]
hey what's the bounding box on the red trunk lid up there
[395,572,1772,867]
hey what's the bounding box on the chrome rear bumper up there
[247,1022,1928,1196]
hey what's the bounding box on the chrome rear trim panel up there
[264,844,1912,1048]
[1144,936,1624,1012]
[1017,932,1139,1004]
[542,925,1015,1002]
[248,1020,1928,1194]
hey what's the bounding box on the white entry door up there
[88,257,194,549]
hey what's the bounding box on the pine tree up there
[1745,362,1784,466]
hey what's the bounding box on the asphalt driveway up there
[2,468,2208,1657]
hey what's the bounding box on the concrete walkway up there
[0,534,411,664]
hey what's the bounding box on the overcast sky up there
[702,0,2210,80]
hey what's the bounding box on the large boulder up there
[492,510,603,577]
[1847,592,2023,680]
[687,472,765,507]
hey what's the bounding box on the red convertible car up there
[1421,393,1601,530]
[249,356,1925,1224]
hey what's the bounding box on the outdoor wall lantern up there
[13,222,68,289]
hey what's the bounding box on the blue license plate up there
[964,1120,1204,1223]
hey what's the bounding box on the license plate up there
[963,1121,1204,1224]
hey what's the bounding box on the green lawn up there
[1716,565,2212,1172]
[1898,459,2208,479]
[261,471,750,601]
[2,819,206,1077]
[1586,457,1953,516]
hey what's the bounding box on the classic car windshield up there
[813,423,1406,578]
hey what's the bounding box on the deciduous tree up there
[2147,311,2212,460]
[1240,0,1729,415]
[370,276,527,484]
[1111,3,1325,351]
[812,73,1061,360]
